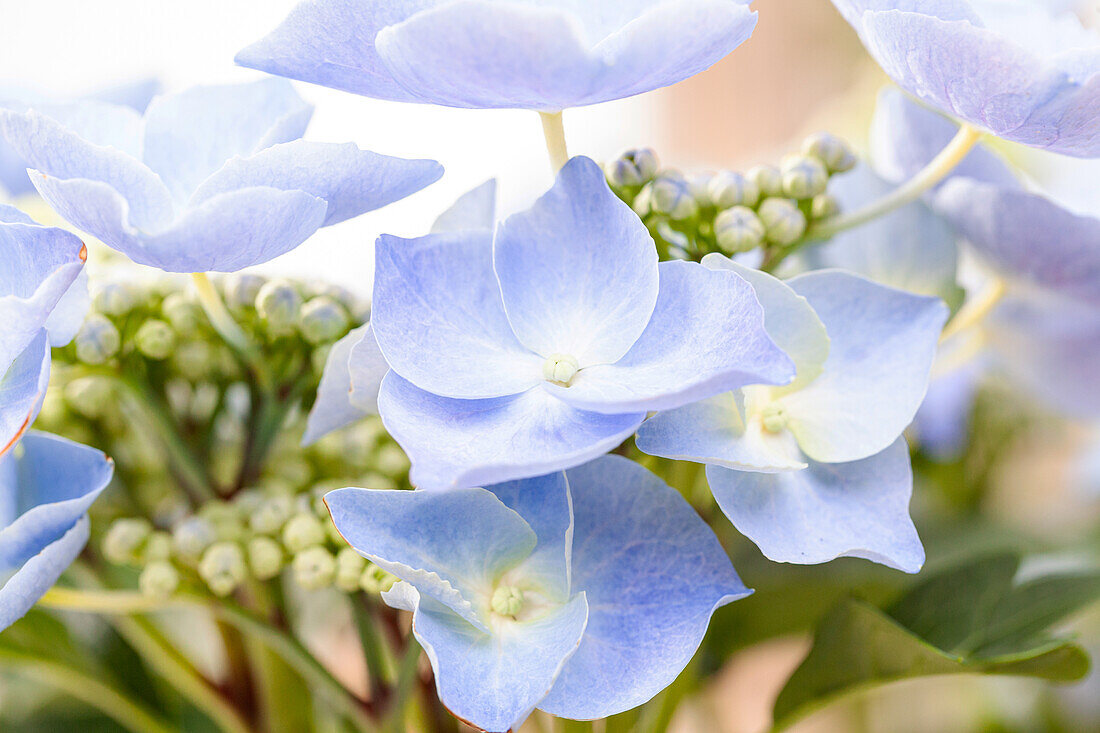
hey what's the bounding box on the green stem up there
[0,647,176,733]
[384,637,424,733]
[353,596,393,710]
[190,272,273,391]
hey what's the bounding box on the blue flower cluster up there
[2,0,1099,729]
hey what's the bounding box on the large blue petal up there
[378,373,644,490]
[546,260,794,413]
[0,432,114,630]
[189,140,442,227]
[303,324,376,446]
[778,271,948,463]
[325,485,535,628]
[494,156,658,367]
[705,438,924,572]
[395,584,588,733]
[431,178,497,233]
[539,456,750,719]
[1,333,50,458]
[372,231,542,399]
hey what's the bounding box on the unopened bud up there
[359,563,396,594]
[256,279,302,336]
[282,513,326,553]
[811,193,841,220]
[292,546,336,590]
[802,132,856,173]
[135,319,176,360]
[714,206,766,254]
[222,274,265,311]
[335,548,367,592]
[103,518,153,565]
[64,377,112,419]
[93,283,135,317]
[708,171,760,210]
[757,198,807,246]
[299,297,350,345]
[143,531,173,562]
[162,292,203,335]
[638,175,697,220]
[747,165,783,198]
[250,496,294,535]
[248,536,285,581]
[780,155,829,200]
[606,148,659,188]
[140,561,180,598]
[199,542,247,597]
[75,315,120,364]
[172,516,217,561]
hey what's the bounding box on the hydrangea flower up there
[637,257,947,571]
[1,432,114,631]
[303,179,498,445]
[326,455,750,731]
[237,0,758,111]
[369,156,794,489]
[0,79,443,273]
[1,206,88,456]
[0,78,159,198]
[831,0,1100,156]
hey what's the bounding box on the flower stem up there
[190,272,273,390]
[0,646,176,733]
[539,111,570,174]
[939,278,1006,343]
[807,123,982,240]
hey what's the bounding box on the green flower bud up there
[143,531,173,562]
[757,198,807,246]
[542,353,579,386]
[299,296,350,345]
[139,561,180,598]
[63,376,112,419]
[714,206,766,254]
[335,548,367,593]
[359,563,396,594]
[247,536,285,581]
[810,193,841,220]
[198,542,247,597]
[199,502,245,542]
[801,131,856,173]
[256,279,302,336]
[780,155,829,200]
[162,292,203,335]
[75,314,121,364]
[222,274,265,311]
[311,343,332,374]
[292,546,336,590]
[103,518,153,565]
[172,516,217,561]
[92,283,136,317]
[708,171,760,210]
[135,319,176,361]
[172,341,215,381]
[491,585,525,617]
[639,175,697,220]
[282,513,326,553]
[747,165,783,198]
[606,148,659,188]
[250,496,294,535]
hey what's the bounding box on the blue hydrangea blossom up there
[326,455,750,731]
[0,79,443,273]
[638,257,947,571]
[1,206,87,456]
[0,432,114,631]
[369,156,794,489]
[237,0,758,111]
[832,0,1100,156]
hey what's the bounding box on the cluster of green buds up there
[605,132,856,263]
[102,482,398,599]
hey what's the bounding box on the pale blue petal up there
[1,333,50,458]
[0,205,34,225]
[494,156,658,366]
[189,140,442,226]
[0,517,88,631]
[372,231,542,399]
[89,77,161,112]
[235,0,430,104]
[936,178,1100,306]
[348,323,390,413]
[0,220,86,372]
[911,360,983,460]
[779,271,948,463]
[378,373,644,490]
[546,260,794,413]
[401,584,588,732]
[486,471,572,601]
[303,324,375,446]
[705,437,924,572]
[44,270,90,348]
[636,393,806,472]
[141,79,313,202]
[325,485,535,628]
[540,455,750,719]
[431,179,497,233]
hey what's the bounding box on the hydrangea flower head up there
[1,206,87,456]
[832,0,1100,156]
[369,156,794,489]
[638,258,948,571]
[0,79,443,273]
[237,0,759,110]
[326,455,750,731]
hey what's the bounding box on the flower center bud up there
[761,403,788,434]
[491,585,525,617]
[542,353,579,386]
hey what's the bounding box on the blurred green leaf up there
[772,553,1100,731]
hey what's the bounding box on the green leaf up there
[772,553,1100,731]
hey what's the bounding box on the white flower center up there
[491,585,525,618]
[760,402,788,434]
[542,353,579,386]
